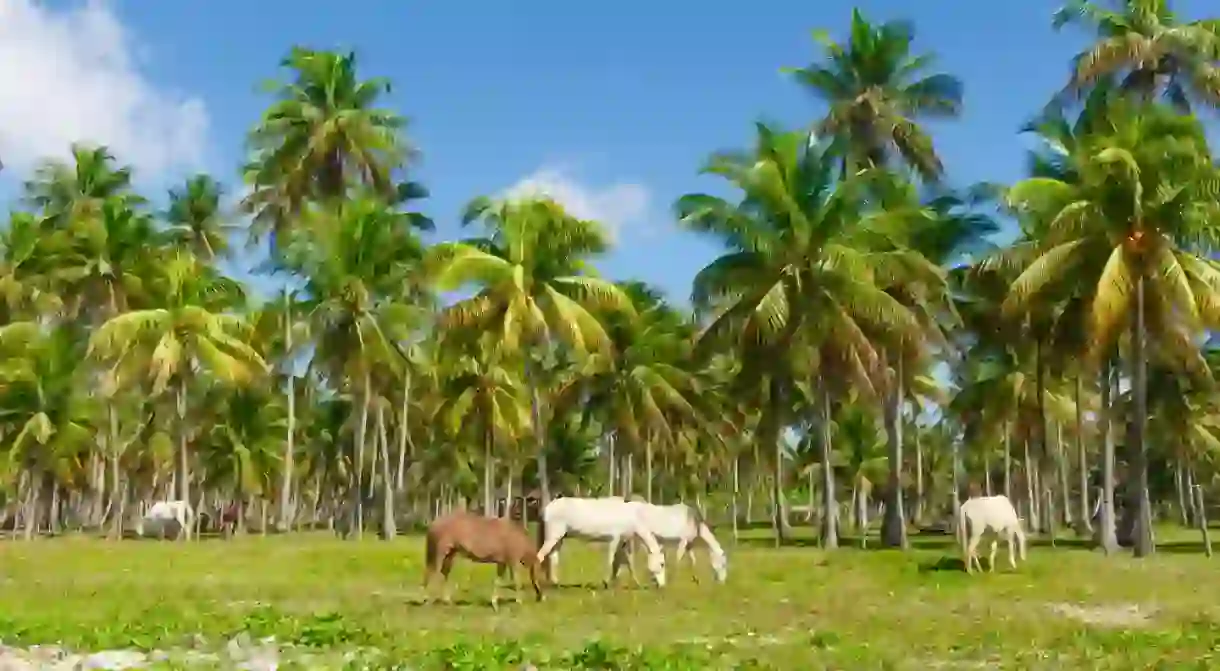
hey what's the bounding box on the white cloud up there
[0,0,208,179]
[503,165,650,239]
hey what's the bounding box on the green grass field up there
[0,528,1217,669]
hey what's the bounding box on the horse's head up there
[710,549,728,584]
[646,549,667,588]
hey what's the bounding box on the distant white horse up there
[136,500,194,541]
[959,494,1027,574]
[535,497,667,588]
[609,498,728,584]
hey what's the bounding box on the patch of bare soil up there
[1047,602,1156,628]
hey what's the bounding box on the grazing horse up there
[423,511,544,608]
[620,499,728,584]
[135,500,194,541]
[959,494,1028,574]
[535,496,667,588]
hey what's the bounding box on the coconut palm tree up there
[678,123,923,547]
[87,250,267,510]
[425,195,633,508]
[165,175,238,262]
[1053,0,1220,110]
[784,8,963,181]
[1000,94,1220,556]
[243,46,411,249]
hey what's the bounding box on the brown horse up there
[422,511,545,608]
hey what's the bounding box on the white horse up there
[535,496,667,588]
[625,500,728,584]
[959,494,1027,574]
[135,500,194,541]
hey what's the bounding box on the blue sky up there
[0,0,1213,305]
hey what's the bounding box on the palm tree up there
[165,175,238,262]
[1000,95,1220,556]
[678,123,923,547]
[243,46,410,245]
[426,195,633,508]
[554,281,701,503]
[434,336,531,516]
[87,250,267,510]
[283,195,428,539]
[1053,0,1220,110]
[783,8,963,181]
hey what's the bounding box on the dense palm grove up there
[2,2,1219,559]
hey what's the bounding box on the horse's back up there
[544,496,641,538]
[640,502,699,540]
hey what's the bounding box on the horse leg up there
[988,539,998,573]
[491,564,505,611]
[549,544,562,585]
[965,530,981,575]
[604,537,624,589]
[536,529,564,584]
[675,539,698,584]
[620,538,642,587]
[440,551,457,604]
[1007,531,1018,569]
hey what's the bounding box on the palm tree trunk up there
[1098,359,1120,553]
[1075,374,1092,533]
[351,372,372,540]
[1056,423,1072,527]
[107,405,122,539]
[377,401,396,540]
[395,372,412,492]
[1003,422,1012,498]
[1176,460,1190,527]
[731,455,739,542]
[766,377,790,546]
[526,358,551,507]
[1025,439,1038,533]
[881,353,906,548]
[278,295,295,532]
[914,427,925,525]
[984,451,993,496]
[818,377,838,549]
[607,433,616,496]
[176,379,190,516]
[1131,273,1153,557]
[483,418,495,517]
[646,437,654,503]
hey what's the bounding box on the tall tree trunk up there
[350,371,372,540]
[1098,359,1120,553]
[1131,273,1154,557]
[818,378,838,549]
[914,427,925,524]
[881,353,906,548]
[377,401,396,540]
[526,357,551,508]
[107,405,122,539]
[278,296,295,532]
[483,416,495,516]
[176,379,191,521]
[1003,423,1012,498]
[984,451,993,496]
[764,377,790,546]
[646,437,654,503]
[395,371,413,492]
[1075,374,1092,533]
[1025,439,1039,533]
[1176,461,1190,527]
[607,434,616,497]
[731,455,740,542]
[1056,423,1072,527]
[952,434,963,546]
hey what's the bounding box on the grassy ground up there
[0,526,1217,669]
